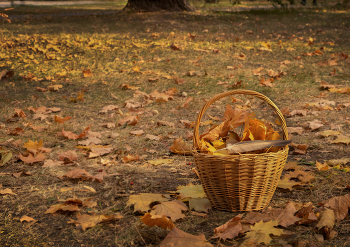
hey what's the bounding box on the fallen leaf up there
[23,140,43,155]
[160,227,213,247]
[170,137,192,155]
[63,169,93,181]
[82,69,93,77]
[189,198,212,213]
[287,127,304,135]
[307,120,324,131]
[178,97,193,109]
[244,202,300,227]
[148,159,173,166]
[284,170,315,183]
[290,110,307,116]
[42,159,64,168]
[331,135,350,145]
[20,215,36,223]
[316,208,335,229]
[58,126,91,140]
[130,130,145,136]
[54,116,72,124]
[100,105,119,113]
[315,161,330,171]
[68,213,122,231]
[141,213,174,230]
[319,130,341,137]
[48,85,63,91]
[241,220,284,246]
[117,116,139,126]
[19,153,46,164]
[145,134,160,141]
[123,154,139,163]
[321,194,350,221]
[157,121,175,128]
[57,150,78,162]
[45,203,80,214]
[177,183,206,200]
[150,200,188,221]
[213,214,243,240]
[127,193,169,213]
[277,177,302,191]
[0,187,17,195]
[88,146,113,158]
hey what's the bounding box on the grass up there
[1,1,350,246]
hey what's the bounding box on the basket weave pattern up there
[193,90,289,212]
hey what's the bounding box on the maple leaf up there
[319,130,341,137]
[141,213,174,230]
[160,227,213,247]
[47,85,63,91]
[174,77,185,84]
[147,159,173,166]
[42,159,64,168]
[20,215,36,223]
[295,204,318,225]
[68,213,122,231]
[57,150,78,163]
[19,153,46,164]
[287,127,303,135]
[316,208,335,229]
[130,130,144,136]
[23,140,43,155]
[178,97,193,109]
[277,177,302,191]
[148,90,174,102]
[45,202,80,214]
[307,120,324,131]
[0,187,17,195]
[123,154,139,163]
[321,194,350,221]
[127,193,169,213]
[170,44,181,51]
[150,200,188,221]
[54,116,72,124]
[82,69,93,77]
[145,134,160,141]
[244,202,300,227]
[117,116,139,126]
[241,220,284,246]
[58,126,91,140]
[212,214,243,240]
[170,137,192,155]
[7,127,24,135]
[315,161,330,171]
[331,135,350,145]
[63,169,93,181]
[283,170,315,183]
[189,198,212,213]
[13,109,27,118]
[290,110,307,116]
[157,121,175,127]
[88,146,113,158]
[177,183,206,200]
[223,104,250,129]
[100,105,119,113]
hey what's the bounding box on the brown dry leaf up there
[174,77,185,85]
[329,87,350,94]
[259,77,274,87]
[148,90,174,102]
[320,81,335,90]
[295,204,318,225]
[212,214,243,240]
[178,97,193,109]
[252,67,265,76]
[88,146,113,158]
[241,220,284,246]
[284,170,315,183]
[42,159,64,168]
[170,44,181,51]
[165,88,178,96]
[23,140,43,155]
[244,202,300,227]
[0,187,17,195]
[331,135,350,145]
[315,161,330,171]
[63,169,93,181]
[45,203,80,214]
[54,116,72,124]
[150,200,188,221]
[117,116,139,126]
[36,87,48,92]
[57,150,78,163]
[287,127,303,135]
[13,109,27,118]
[290,110,307,116]
[82,69,93,77]
[130,130,145,136]
[319,130,341,137]
[160,227,213,247]
[58,126,91,140]
[48,85,63,91]
[241,118,267,141]
[7,127,24,135]
[189,198,212,213]
[78,137,102,146]
[19,153,46,164]
[277,177,302,191]
[157,121,175,128]
[170,137,192,155]
[177,183,206,200]
[321,194,350,222]
[145,134,160,141]
[316,208,335,229]
[20,215,36,223]
[123,154,139,163]
[120,84,140,90]
[12,171,32,178]
[127,193,169,213]
[307,120,324,131]
[141,213,174,230]
[68,213,121,231]
[100,105,119,113]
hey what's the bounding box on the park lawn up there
[1,2,350,246]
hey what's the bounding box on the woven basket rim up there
[192,146,289,158]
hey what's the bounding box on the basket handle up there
[193,89,289,149]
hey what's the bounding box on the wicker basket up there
[193,90,289,212]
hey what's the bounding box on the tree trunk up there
[123,0,195,12]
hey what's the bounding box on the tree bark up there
[123,0,195,12]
